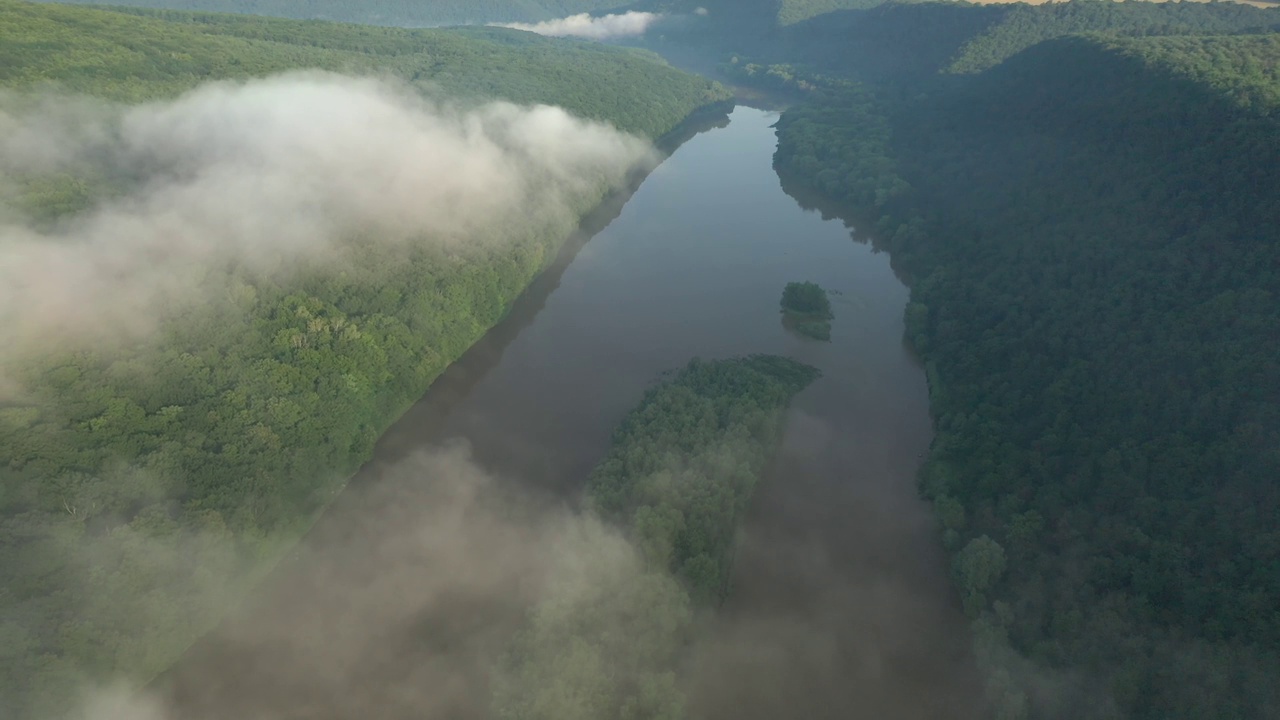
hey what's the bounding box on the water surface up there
[159,106,982,720]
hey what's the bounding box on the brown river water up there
[153,105,985,720]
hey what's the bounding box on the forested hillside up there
[1,1,725,134]
[494,356,820,719]
[767,0,1280,81]
[0,2,728,717]
[773,30,1280,720]
[34,0,633,25]
[776,0,882,24]
[946,0,1280,72]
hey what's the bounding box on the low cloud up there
[494,11,665,40]
[0,72,654,378]
[64,443,662,719]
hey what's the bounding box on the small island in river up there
[780,281,834,341]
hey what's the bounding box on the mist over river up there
[154,105,984,720]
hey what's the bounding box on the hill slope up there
[1,0,724,134]
[31,0,635,25]
[768,0,1280,80]
[0,3,727,718]
[774,31,1280,720]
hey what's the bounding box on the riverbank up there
[140,96,736,690]
[149,105,985,720]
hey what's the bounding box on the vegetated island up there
[780,280,834,340]
[492,354,820,719]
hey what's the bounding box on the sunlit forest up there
[0,2,729,716]
[2,0,725,130]
[719,0,1280,84]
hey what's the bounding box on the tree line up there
[35,0,634,26]
[722,0,1280,84]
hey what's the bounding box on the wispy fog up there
[0,72,653,382]
[493,11,665,40]
[67,443,661,719]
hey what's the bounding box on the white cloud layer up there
[0,72,653,371]
[494,11,664,40]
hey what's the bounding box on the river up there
[155,105,984,720]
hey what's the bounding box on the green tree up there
[954,535,1006,617]
[780,281,833,319]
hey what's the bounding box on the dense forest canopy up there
[761,0,1280,81]
[0,2,728,717]
[780,281,832,319]
[32,0,636,25]
[0,0,726,134]
[767,10,1280,719]
[945,0,1280,72]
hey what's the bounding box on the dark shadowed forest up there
[752,6,1280,718]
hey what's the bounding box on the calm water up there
[158,106,983,719]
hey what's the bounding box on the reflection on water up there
[156,106,983,720]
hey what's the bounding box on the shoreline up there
[143,98,737,696]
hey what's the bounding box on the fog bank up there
[71,443,660,719]
[494,11,665,40]
[0,72,653,374]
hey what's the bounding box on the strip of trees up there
[494,355,819,720]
